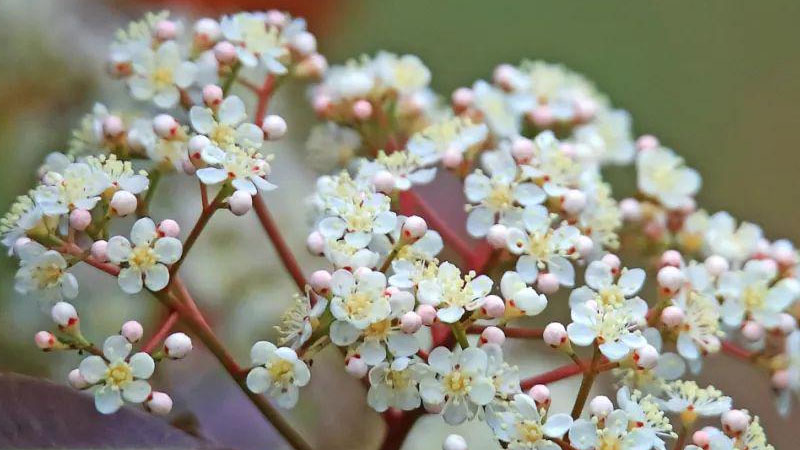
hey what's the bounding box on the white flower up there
[317,189,396,250]
[305,123,362,172]
[506,206,580,286]
[14,241,78,301]
[129,41,196,108]
[276,292,328,350]
[329,269,391,344]
[673,290,723,363]
[196,145,276,195]
[190,95,263,152]
[417,261,493,323]
[656,380,731,421]
[107,217,183,293]
[373,52,431,95]
[0,193,42,251]
[367,357,428,412]
[86,155,150,195]
[127,118,189,170]
[569,260,645,310]
[573,109,635,165]
[704,212,762,265]
[483,343,521,401]
[569,409,654,450]
[35,162,110,217]
[500,271,548,317]
[636,146,700,209]
[354,294,420,365]
[322,238,380,270]
[406,117,488,166]
[78,335,155,414]
[472,80,527,138]
[246,341,310,408]
[567,299,648,361]
[419,346,496,424]
[616,387,676,450]
[487,393,572,450]
[718,260,797,328]
[220,13,288,73]
[357,151,437,192]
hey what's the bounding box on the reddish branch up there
[141,310,179,353]
[252,196,308,292]
[467,325,544,339]
[721,340,756,361]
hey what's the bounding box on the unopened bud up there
[482,295,505,319]
[164,332,192,359]
[400,312,423,334]
[35,331,57,350]
[121,320,144,343]
[635,344,659,369]
[153,114,179,139]
[480,326,505,346]
[562,189,587,215]
[660,305,685,327]
[619,198,642,222]
[487,224,508,249]
[202,84,223,107]
[69,209,92,231]
[589,395,614,417]
[416,304,437,325]
[306,231,326,256]
[345,355,368,378]
[309,270,332,296]
[442,147,463,169]
[157,219,180,238]
[102,115,125,138]
[193,18,221,46]
[372,170,395,194]
[262,115,287,140]
[147,391,173,415]
[110,190,138,216]
[741,321,764,341]
[692,430,710,447]
[511,137,534,163]
[213,41,237,64]
[91,240,108,262]
[352,100,373,120]
[704,255,729,276]
[772,369,790,390]
[576,235,594,258]
[228,190,253,216]
[543,322,567,348]
[660,250,683,267]
[68,368,89,389]
[451,87,473,111]
[657,266,685,293]
[530,105,554,128]
[443,434,468,450]
[536,273,559,294]
[529,384,550,406]
[290,31,317,55]
[636,134,659,151]
[155,20,178,41]
[401,216,427,242]
[51,302,78,328]
[721,409,750,435]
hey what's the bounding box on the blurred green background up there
[1,0,799,448]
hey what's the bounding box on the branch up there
[141,310,179,354]
[252,195,307,292]
[721,340,756,361]
[467,325,544,339]
[169,187,227,277]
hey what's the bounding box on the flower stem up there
[141,310,179,354]
[451,322,470,348]
[221,62,241,96]
[466,325,544,339]
[169,185,229,277]
[570,345,601,419]
[137,169,162,217]
[379,242,403,273]
[673,423,692,450]
[252,195,307,292]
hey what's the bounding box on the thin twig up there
[141,310,179,353]
[252,195,307,292]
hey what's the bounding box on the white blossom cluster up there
[2,8,798,450]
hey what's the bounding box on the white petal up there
[103,335,132,361]
[567,322,596,346]
[95,387,123,414]
[436,306,465,323]
[585,261,612,290]
[516,255,539,283]
[131,218,157,246]
[154,237,182,264]
[318,217,346,239]
[106,236,132,264]
[219,96,246,126]
[468,377,495,405]
[619,268,645,296]
[250,341,277,365]
[677,332,700,360]
[154,86,180,109]
[427,347,453,374]
[387,333,419,357]
[330,320,360,346]
[122,379,151,403]
[144,264,170,291]
[118,267,143,294]
[79,355,107,384]
[196,167,228,185]
[129,352,155,379]
[599,341,631,361]
[543,413,573,438]
[466,207,495,238]
[513,183,546,206]
[190,107,216,134]
[246,366,270,393]
[464,172,491,202]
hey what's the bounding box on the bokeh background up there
[1,1,799,448]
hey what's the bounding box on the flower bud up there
[312,94,332,116]
[345,355,368,378]
[703,255,728,276]
[741,321,764,341]
[91,240,108,262]
[164,332,192,359]
[147,391,173,415]
[443,434,467,450]
[352,100,373,120]
[778,313,797,334]
[511,137,534,163]
[371,170,395,194]
[188,135,211,161]
[619,198,642,222]
[121,320,144,343]
[657,266,684,293]
[423,399,444,414]
[634,344,659,369]
[35,331,56,350]
[442,147,464,169]
[157,219,180,238]
[721,409,750,435]
[589,395,614,417]
[68,368,89,389]
[202,84,223,107]
[416,304,437,325]
[295,53,328,78]
[102,115,125,138]
[692,430,710,447]
[482,295,505,319]
[562,189,587,215]
[306,231,326,256]
[660,306,685,327]
[153,114,179,139]
[400,312,423,334]
[228,190,253,216]
[529,384,550,406]
[536,273,559,294]
[487,224,508,249]
[772,369,789,390]
[480,326,505,346]
[110,190,138,216]
[574,98,597,121]
[636,134,659,151]
[401,216,427,242]
[265,10,287,27]
[530,105,554,128]
[660,250,683,267]
[310,270,332,295]
[493,64,516,89]
[51,302,78,328]
[155,20,178,41]
[262,115,287,140]
[213,41,238,64]
[543,322,567,348]
[601,253,621,272]
[576,235,594,258]
[69,209,92,231]
[772,241,797,266]
[451,87,473,111]
[290,31,317,55]
[194,18,221,46]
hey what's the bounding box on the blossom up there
[357,150,437,192]
[190,95,263,152]
[499,271,548,317]
[0,193,42,251]
[569,260,645,310]
[419,346,495,424]
[572,109,635,165]
[352,290,420,364]
[128,41,196,108]
[656,380,731,423]
[78,335,155,414]
[636,146,700,209]
[107,217,183,293]
[373,52,431,95]
[317,187,396,250]
[246,341,310,408]
[672,290,723,363]
[367,356,428,412]
[86,154,149,195]
[487,393,572,450]
[704,212,762,265]
[406,117,488,166]
[569,409,654,450]
[196,145,276,195]
[275,292,328,350]
[329,269,391,344]
[35,162,110,217]
[305,123,362,172]
[718,260,798,328]
[616,387,676,450]
[567,298,648,361]
[471,80,527,138]
[417,261,493,323]
[220,12,288,73]
[14,241,78,301]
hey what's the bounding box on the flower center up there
[443,370,471,396]
[267,358,295,384]
[486,183,513,211]
[386,369,412,390]
[34,263,63,288]
[152,66,173,89]
[344,292,374,321]
[105,361,133,388]
[210,124,237,147]
[526,231,553,260]
[516,419,544,444]
[364,319,392,340]
[598,286,625,308]
[742,282,768,311]
[130,245,157,270]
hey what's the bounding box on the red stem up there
[467,325,544,339]
[253,75,275,125]
[141,310,179,353]
[721,340,755,361]
[252,195,307,292]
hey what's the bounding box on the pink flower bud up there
[400,312,423,334]
[657,266,685,293]
[312,94,332,115]
[543,322,567,347]
[451,87,473,111]
[741,321,764,341]
[772,369,790,390]
[636,134,659,151]
[68,368,89,389]
[530,105,554,128]
[202,84,223,107]
[635,344,659,369]
[589,395,614,417]
[91,240,108,262]
[354,266,373,278]
[164,332,192,359]
[416,304,437,325]
[371,170,395,194]
[352,100,373,120]
[401,216,427,242]
[51,302,78,327]
[778,313,797,334]
[536,273,559,294]
[155,20,178,41]
[443,434,467,450]
[601,253,621,271]
[660,305,685,327]
[619,198,642,222]
[35,331,56,350]
[487,224,508,249]
[295,53,328,78]
[510,137,534,163]
[188,135,211,161]
[493,64,516,89]
[182,159,197,175]
[120,320,144,343]
[574,98,597,121]
[310,270,332,295]
[529,384,550,406]
[102,115,125,138]
[482,295,505,319]
[480,326,505,346]
[772,243,797,266]
[692,430,710,447]
[660,250,683,267]
[721,409,750,435]
[213,41,238,64]
[562,189,587,215]
[153,114,179,139]
[265,10,287,27]
[262,115,287,140]
[290,31,317,55]
[345,355,368,378]
[576,235,594,258]
[193,18,221,46]
[69,209,91,231]
[157,219,180,238]
[441,147,464,169]
[147,391,173,415]
[306,231,326,256]
[110,190,137,216]
[228,190,253,216]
